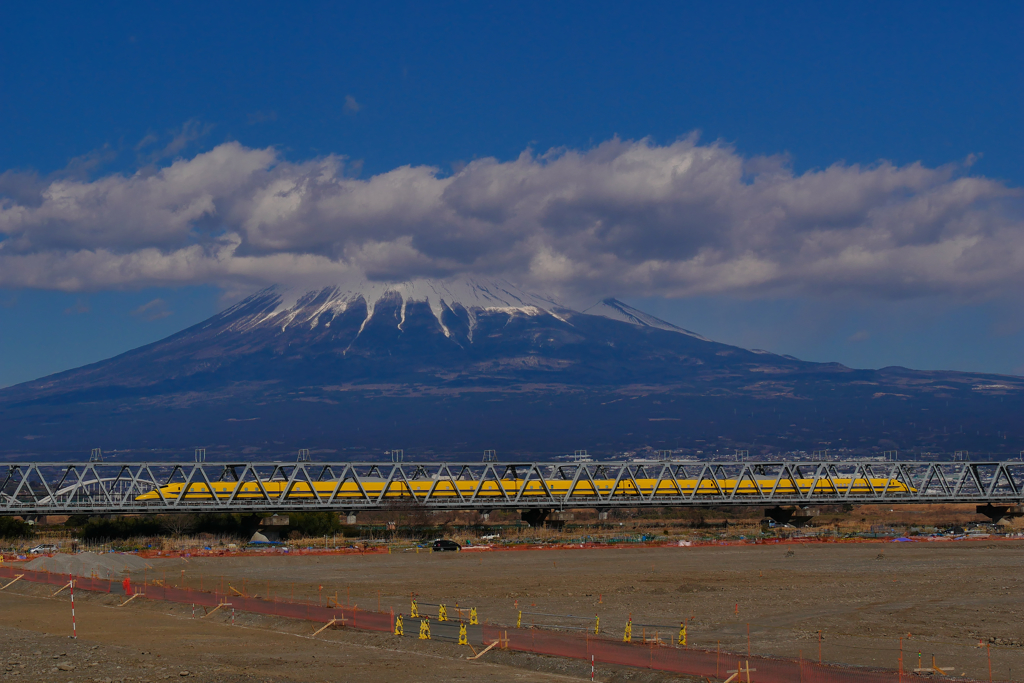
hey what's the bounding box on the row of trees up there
[0,512,343,541]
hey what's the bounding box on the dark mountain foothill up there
[1,278,1021,460]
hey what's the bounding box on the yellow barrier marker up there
[458,622,468,646]
[438,604,448,622]
[419,618,431,640]
[394,614,404,636]
[678,624,687,646]
[516,611,522,628]
[410,600,418,617]
[623,618,632,643]
[470,607,479,625]
[594,615,600,635]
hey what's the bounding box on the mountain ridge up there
[1,277,1021,458]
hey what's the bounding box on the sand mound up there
[25,552,153,578]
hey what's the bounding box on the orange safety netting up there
[0,565,112,592]
[141,582,392,630]
[478,626,990,683]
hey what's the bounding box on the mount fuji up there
[1,277,1021,459]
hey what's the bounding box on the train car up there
[135,475,913,501]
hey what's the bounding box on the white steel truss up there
[1,460,1022,515]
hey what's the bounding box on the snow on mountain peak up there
[226,276,566,338]
[582,298,709,340]
[223,276,708,342]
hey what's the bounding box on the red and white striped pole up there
[69,578,77,639]
[591,654,594,681]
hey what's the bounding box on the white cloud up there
[343,95,362,115]
[130,298,172,320]
[0,136,1021,304]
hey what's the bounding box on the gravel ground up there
[25,552,153,577]
[3,540,1022,681]
[124,540,1024,679]
[0,580,695,682]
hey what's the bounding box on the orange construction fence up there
[480,625,993,683]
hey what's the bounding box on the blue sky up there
[1,1,1022,387]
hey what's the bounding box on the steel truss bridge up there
[2,460,1023,520]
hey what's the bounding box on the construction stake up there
[52,581,73,597]
[312,618,338,636]
[467,640,500,661]
[0,575,24,590]
[118,593,142,607]
[724,661,756,683]
[202,602,231,618]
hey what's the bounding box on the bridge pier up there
[976,504,1024,523]
[596,508,609,521]
[520,509,574,528]
[521,509,550,527]
[345,512,358,525]
[764,506,819,528]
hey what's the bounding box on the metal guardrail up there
[1,460,1022,515]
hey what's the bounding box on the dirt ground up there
[2,541,1023,682]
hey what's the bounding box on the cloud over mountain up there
[0,136,1020,302]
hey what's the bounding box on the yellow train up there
[136,476,912,501]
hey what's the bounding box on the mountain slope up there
[1,277,1021,458]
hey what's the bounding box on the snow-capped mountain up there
[220,277,571,341]
[214,277,712,345]
[13,275,766,398]
[1,277,1021,457]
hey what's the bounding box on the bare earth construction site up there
[2,538,1023,682]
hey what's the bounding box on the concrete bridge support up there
[764,506,820,528]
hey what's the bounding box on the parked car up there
[28,544,58,554]
[431,539,461,552]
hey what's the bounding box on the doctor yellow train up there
[136,475,913,501]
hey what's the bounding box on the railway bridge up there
[3,459,1023,524]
